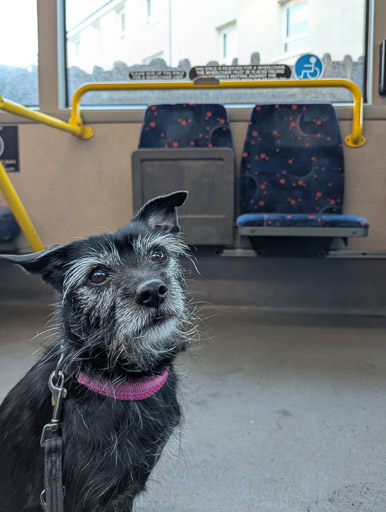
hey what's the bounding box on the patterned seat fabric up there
[139,104,234,149]
[0,206,20,242]
[237,213,369,228]
[238,103,368,230]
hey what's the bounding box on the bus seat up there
[132,104,235,245]
[237,103,369,246]
[0,206,20,242]
[139,103,234,149]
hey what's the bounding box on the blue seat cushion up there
[237,213,369,229]
[240,103,344,215]
[0,206,20,241]
[139,103,234,149]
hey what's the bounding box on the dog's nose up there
[135,279,168,308]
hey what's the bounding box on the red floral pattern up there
[237,103,369,230]
[139,104,233,149]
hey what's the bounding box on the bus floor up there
[1,303,386,512]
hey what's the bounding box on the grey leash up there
[40,355,67,512]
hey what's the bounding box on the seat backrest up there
[139,103,234,149]
[239,103,344,215]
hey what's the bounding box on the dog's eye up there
[151,248,167,263]
[90,268,108,285]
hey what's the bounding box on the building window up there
[92,19,102,54]
[284,1,309,54]
[218,22,238,65]
[146,0,152,18]
[74,37,80,56]
[117,8,125,39]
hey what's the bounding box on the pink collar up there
[77,368,169,401]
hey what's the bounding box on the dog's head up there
[2,191,193,373]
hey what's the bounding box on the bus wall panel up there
[0,120,384,252]
[0,123,140,248]
[340,120,386,252]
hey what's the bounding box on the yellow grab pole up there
[0,79,366,145]
[0,161,44,252]
[0,96,92,139]
[71,79,365,147]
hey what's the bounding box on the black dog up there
[0,191,194,511]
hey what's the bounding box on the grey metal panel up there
[132,148,235,245]
[239,226,368,238]
[187,252,386,315]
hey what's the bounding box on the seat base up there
[246,236,337,257]
[239,226,368,238]
[237,213,369,238]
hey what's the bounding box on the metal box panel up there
[132,148,235,245]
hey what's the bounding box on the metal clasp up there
[40,486,66,508]
[40,370,67,447]
[48,370,67,421]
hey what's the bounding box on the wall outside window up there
[0,0,377,119]
[0,0,38,105]
[64,0,367,106]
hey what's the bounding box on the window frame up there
[0,0,380,126]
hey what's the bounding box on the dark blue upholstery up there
[238,103,368,231]
[0,206,20,241]
[237,213,369,228]
[139,104,233,149]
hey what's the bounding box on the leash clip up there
[40,357,67,511]
[40,370,67,447]
[48,370,67,420]
[40,487,66,508]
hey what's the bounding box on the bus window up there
[0,0,39,106]
[65,0,367,107]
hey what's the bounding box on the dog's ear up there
[0,244,68,290]
[134,191,188,233]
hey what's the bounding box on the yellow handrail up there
[0,96,87,138]
[70,78,365,147]
[0,79,365,146]
[0,162,44,252]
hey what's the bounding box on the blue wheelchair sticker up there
[294,54,323,80]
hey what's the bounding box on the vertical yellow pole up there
[0,162,44,252]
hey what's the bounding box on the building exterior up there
[67,0,366,73]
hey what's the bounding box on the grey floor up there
[1,303,386,512]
